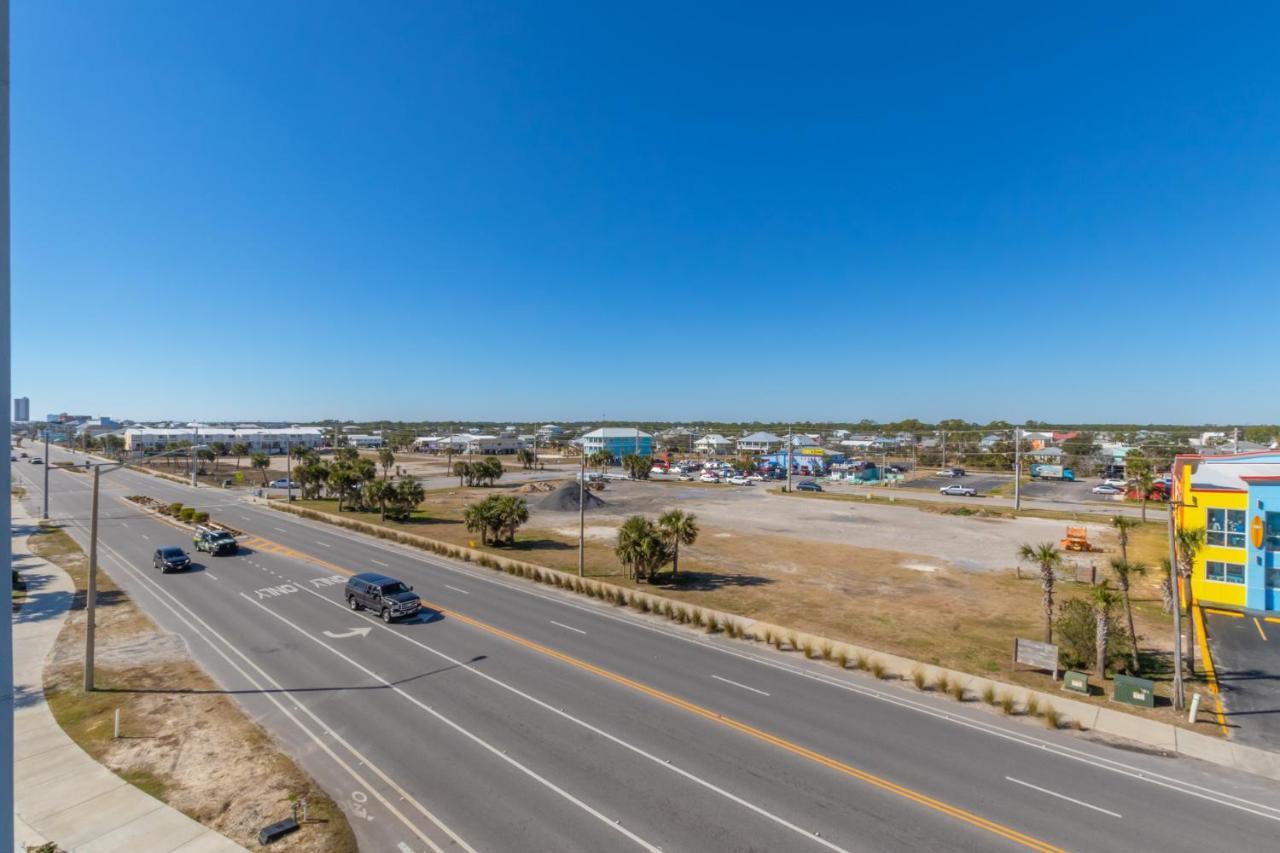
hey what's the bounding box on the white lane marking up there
[398,844,415,853]
[294,583,853,853]
[121,522,129,528]
[241,516,252,521]
[274,527,287,533]
[318,542,332,548]
[207,574,219,581]
[550,620,586,635]
[711,675,770,697]
[444,585,469,595]
[141,535,150,540]
[371,559,389,567]
[261,504,1280,822]
[240,593,663,853]
[1006,777,1122,819]
[66,532,467,853]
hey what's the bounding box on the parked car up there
[152,546,192,573]
[699,472,720,483]
[939,484,977,497]
[193,526,239,555]
[268,478,298,489]
[29,457,43,464]
[936,468,964,477]
[728,475,750,485]
[19,451,28,458]
[9,455,15,462]
[345,572,422,623]
[795,481,823,492]
[677,473,693,481]
[1092,484,1124,495]
[1102,478,1128,488]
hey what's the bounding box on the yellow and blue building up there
[1174,451,1280,612]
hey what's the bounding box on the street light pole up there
[1013,427,1022,512]
[286,437,293,502]
[42,427,49,519]
[190,423,199,488]
[578,453,586,577]
[1167,495,1191,710]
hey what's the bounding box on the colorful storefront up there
[1174,451,1280,612]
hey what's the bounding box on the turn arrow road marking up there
[324,627,373,639]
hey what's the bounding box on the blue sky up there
[13,3,1280,424]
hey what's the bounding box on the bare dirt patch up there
[29,524,355,852]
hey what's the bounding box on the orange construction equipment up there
[1059,526,1096,552]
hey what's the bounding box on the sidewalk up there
[11,509,245,852]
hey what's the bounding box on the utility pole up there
[1233,427,1239,455]
[941,432,947,469]
[286,436,293,502]
[1,6,14,841]
[1167,498,1186,710]
[578,453,586,577]
[786,426,793,492]
[42,427,49,519]
[1013,427,1022,511]
[85,465,101,691]
[190,422,199,488]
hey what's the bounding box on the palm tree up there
[452,460,471,487]
[363,479,393,521]
[1126,450,1154,521]
[1018,542,1063,643]
[378,448,396,479]
[657,509,699,579]
[1111,515,1139,563]
[615,516,670,582]
[394,478,425,520]
[1175,526,1206,675]
[231,442,249,470]
[464,501,495,545]
[291,443,312,470]
[1091,583,1120,680]
[1109,558,1147,672]
[1158,557,1175,614]
[328,464,357,511]
[250,452,271,485]
[588,450,613,479]
[493,495,529,544]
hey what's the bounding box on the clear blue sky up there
[13,3,1280,424]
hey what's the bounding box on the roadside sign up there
[1113,674,1156,708]
[1062,671,1090,695]
[1014,638,1060,679]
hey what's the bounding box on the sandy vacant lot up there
[533,480,1111,574]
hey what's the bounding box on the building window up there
[1267,512,1280,552]
[1206,508,1246,548]
[1205,560,1246,584]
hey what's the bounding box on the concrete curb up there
[266,498,1280,783]
[10,507,247,852]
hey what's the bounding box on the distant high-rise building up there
[13,396,29,422]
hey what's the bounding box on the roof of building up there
[696,433,731,444]
[1177,451,1280,492]
[578,428,653,439]
[738,431,783,443]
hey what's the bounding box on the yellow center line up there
[1254,617,1268,642]
[248,533,1064,853]
[1203,607,1243,618]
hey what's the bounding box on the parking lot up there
[1203,609,1280,749]
[1021,476,1131,506]
[898,471,1010,495]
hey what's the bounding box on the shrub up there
[935,674,952,695]
[1025,696,1041,717]
[705,616,719,634]
[1055,596,1130,673]
[192,511,209,524]
[947,681,967,702]
[167,502,183,516]
[833,650,849,669]
[819,640,833,661]
[911,669,928,690]
[180,507,196,522]
[982,685,996,705]
[1044,706,1062,729]
[999,694,1016,715]
[771,631,784,650]
[854,653,870,671]
[763,628,775,646]
[869,659,888,679]
[786,632,798,651]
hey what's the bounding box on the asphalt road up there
[13,448,1280,852]
[1205,610,1280,749]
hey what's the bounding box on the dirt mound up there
[518,480,563,494]
[539,482,608,512]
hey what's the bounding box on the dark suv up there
[193,527,239,556]
[345,572,422,623]
[153,546,192,573]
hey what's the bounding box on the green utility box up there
[1062,671,1090,695]
[1113,674,1156,708]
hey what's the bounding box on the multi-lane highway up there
[13,447,1280,852]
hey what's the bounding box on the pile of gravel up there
[539,482,608,512]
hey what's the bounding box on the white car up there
[1092,484,1124,495]
[699,473,720,483]
[747,473,764,481]
[677,473,693,481]
[1102,478,1127,488]
[939,484,976,497]
[728,475,750,485]
[269,478,298,489]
